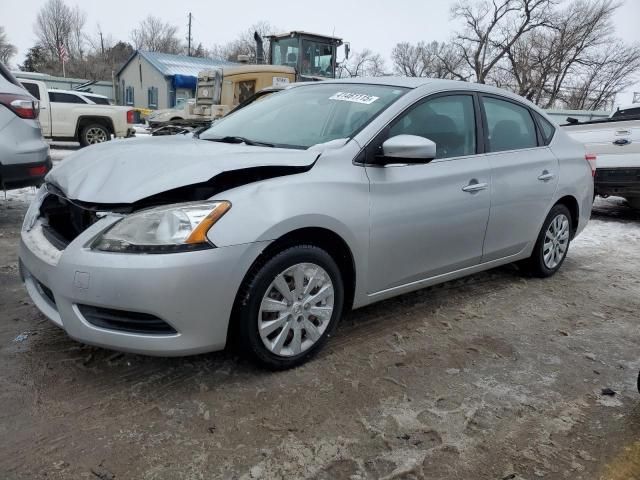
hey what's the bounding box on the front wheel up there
[234,245,344,370]
[521,204,572,278]
[79,124,110,147]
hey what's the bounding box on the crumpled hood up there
[46,136,319,204]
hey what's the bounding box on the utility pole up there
[99,31,105,57]
[187,12,192,56]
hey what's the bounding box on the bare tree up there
[130,16,181,54]
[500,0,637,108]
[0,26,17,65]
[451,0,554,83]
[338,49,387,77]
[391,42,429,77]
[391,41,468,80]
[563,41,640,110]
[34,0,85,60]
[210,22,276,62]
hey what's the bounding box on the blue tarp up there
[172,74,197,89]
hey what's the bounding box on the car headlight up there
[92,201,231,253]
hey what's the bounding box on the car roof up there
[298,77,545,112]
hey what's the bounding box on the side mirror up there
[378,135,437,164]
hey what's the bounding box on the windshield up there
[200,84,408,149]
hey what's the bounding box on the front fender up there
[207,153,370,305]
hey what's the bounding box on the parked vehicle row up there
[19,78,135,147]
[0,63,50,190]
[19,78,594,369]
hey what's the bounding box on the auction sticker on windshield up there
[329,92,380,104]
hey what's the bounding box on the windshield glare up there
[200,84,408,149]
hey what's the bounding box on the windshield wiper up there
[206,135,275,148]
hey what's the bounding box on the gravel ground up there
[1,151,640,479]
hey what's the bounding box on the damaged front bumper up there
[19,215,269,356]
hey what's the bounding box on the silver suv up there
[19,78,593,369]
[0,63,50,190]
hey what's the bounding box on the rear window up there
[612,107,640,119]
[21,82,40,100]
[85,96,110,105]
[49,92,88,104]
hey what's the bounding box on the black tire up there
[520,204,573,278]
[79,123,110,147]
[234,245,344,370]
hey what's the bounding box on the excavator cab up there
[269,31,345,81]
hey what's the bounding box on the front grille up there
[595,168,640,185]
[39,191,100,248]
[77,305,177,335]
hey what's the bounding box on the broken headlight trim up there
[91,201,231,254]
[22,184,49,232]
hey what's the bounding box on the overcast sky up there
[2,0,639,105]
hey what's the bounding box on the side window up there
[483,96,538,152]
[612,107,640,119]
[147,86,158,108]
[533,111,555,144]
[48,92,88,104]
[388,94,476,159]
[21,82,40,100]
[125,86,134,106]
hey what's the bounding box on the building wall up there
[117,54,171,109]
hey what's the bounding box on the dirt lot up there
[1,182,640,479]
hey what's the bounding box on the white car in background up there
[146,98,198,128]
[19,79,135,147]
[562,104,640,209]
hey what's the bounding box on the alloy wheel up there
[86,127,108,144]
[543,213,570,269]
[258,262,334,357]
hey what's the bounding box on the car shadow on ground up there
[592,196,640,222]
[17,262,523,397]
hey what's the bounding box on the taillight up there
[126,109,135,124]
[28,165,48,177]
[585,153,597,177]
[0,93,39,119]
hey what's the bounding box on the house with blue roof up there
[115,51,234,110]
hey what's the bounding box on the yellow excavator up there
[152,31,347,135]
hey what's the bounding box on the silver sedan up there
[19,78,593,369]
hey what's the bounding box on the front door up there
[365,93,491,294]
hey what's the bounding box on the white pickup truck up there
[562,105,640,209]
[18,78,135,147]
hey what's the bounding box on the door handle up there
[462,181,488,193]
[613,138,631,146]
[538,170,555,181]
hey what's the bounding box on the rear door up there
[479,95,559,262]
[48,91,87,137]
[365,93,491,294]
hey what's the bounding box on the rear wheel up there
[79,123,110,147]
[234,245,344,370]
[521,204,572,278]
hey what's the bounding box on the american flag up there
[57,42,68,62]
